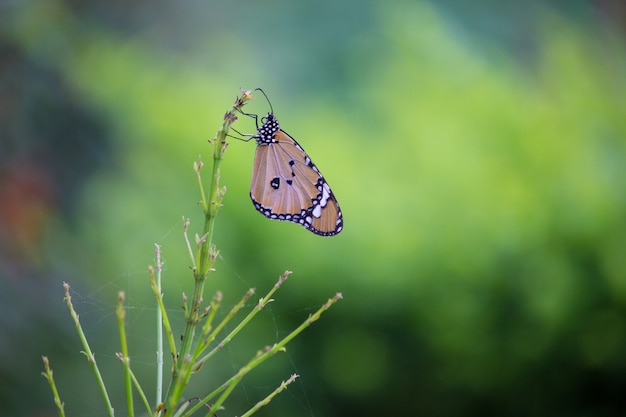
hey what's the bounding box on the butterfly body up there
[249,112,343,236]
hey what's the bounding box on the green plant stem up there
[116,352,152,416]
[192,288,254,364]
[149,261,181,416]
[63,282,115,417]
[199,291,223,341]
[153,244,165,410]
[182,217,195,269]
[149,264,177,367]
[116,291,134,417]
[41,356,66,417]
[184,291,343,416]
[164,90,253,416]
[239,373,300,417]
[196,272,291,367]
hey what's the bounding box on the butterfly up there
[238,89,343,236]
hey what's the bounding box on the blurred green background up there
[2,0,626,416]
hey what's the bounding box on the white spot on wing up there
[319,183,330,208]
[312,204,322,218]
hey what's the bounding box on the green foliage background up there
[1,1,625,416]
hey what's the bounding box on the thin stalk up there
[41,356,66,417]
[182,218,195,269]
[199,291,223,341]
[238,374,300,417]
[116,352,153,416]
[149,265,177,367]
[63,282,114,417]
[116,291,134,417]
[154,244,165,410]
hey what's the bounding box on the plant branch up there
[116,291,134,417]
[63,282,115,417]
[164,88,254,416]
[41,356,66,417]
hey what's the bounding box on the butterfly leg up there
[227,127,256,143]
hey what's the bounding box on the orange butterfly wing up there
[250,124,343,236]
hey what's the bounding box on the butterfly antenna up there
[254,88,274,114]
